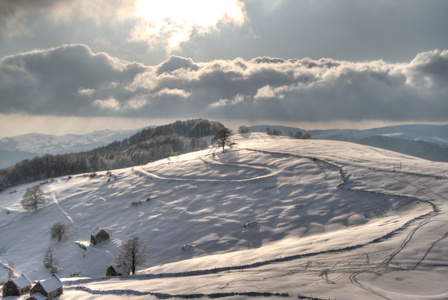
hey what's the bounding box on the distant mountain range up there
[1,123,447,170]
[250,124,448,162]
[0,129,145,169]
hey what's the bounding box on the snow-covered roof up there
[12,274,32,289]
[30,292,47,300]
[91,226,107,236]
[39,274,62,293]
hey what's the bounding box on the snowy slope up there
[0,129,144,169]
[251,124,448,162]
[251,124,448,147]
[310,124,448,146]
[1,133,447,300]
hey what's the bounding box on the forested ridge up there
[0,119,224,191]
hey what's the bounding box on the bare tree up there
[238,125,250,134]
[43,246,58,274]
[212,128,233,152]
[51,222,69,241]
[189,137,208,151]
[113,237,150,275]
[7,261,14,280]
[303,132,312,139]
[266,127,282,136]
[294,131,304,139]
[21,185,45,212]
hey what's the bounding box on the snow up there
[90,227,106,237]
[39,275,63,293]
[29,293,47,300]
[1,133,447,299]
[310,124,448,147]
[11,274,31,289]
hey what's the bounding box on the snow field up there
[1,133,447,299]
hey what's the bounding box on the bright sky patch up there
[135,0,246,50]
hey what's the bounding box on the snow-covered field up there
[1,133,447,299]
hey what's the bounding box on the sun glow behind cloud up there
[135,0,246,50]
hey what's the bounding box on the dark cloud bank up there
[1,44,447,123]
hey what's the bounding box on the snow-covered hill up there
[0,129,145,169]
[310,124,448,146]
[1,133,447,299]
[251,124,448,162]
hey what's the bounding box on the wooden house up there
[90,227,110,245]
[2,274,32,297]
[30,274,63,300]
[106,265,122,276]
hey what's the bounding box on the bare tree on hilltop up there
[212,128,233,152]
[238,125,250,134]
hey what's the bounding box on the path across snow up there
[1,134,447,300]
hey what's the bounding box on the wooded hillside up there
[0,119,224,191]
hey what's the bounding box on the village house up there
[106,265,122,276]
[2,274,32,297]
[29,274,63,300]
[90,227,110,245]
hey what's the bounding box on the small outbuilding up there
[106,265,122,276]
[30,274,63,300]
[2,274,32,297]
[90,227,110,245]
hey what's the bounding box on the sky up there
[0,0,447,137]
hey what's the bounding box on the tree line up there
[0,119,224,191]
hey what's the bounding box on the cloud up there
[254,85,279,99]
[132,0,247,51]
[406,49,448,88]
[0,44,447,123]
[2,0,447,67]
[0,44,145,116]
[156,56,199,75]
[92,98,121,111]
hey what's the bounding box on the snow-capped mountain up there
[0,129,145,169]
[1,133,447,299]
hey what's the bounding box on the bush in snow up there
[130,200,143,206]
[131,197,151,206]
[20,185,45,212]
[51,222,69,241]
